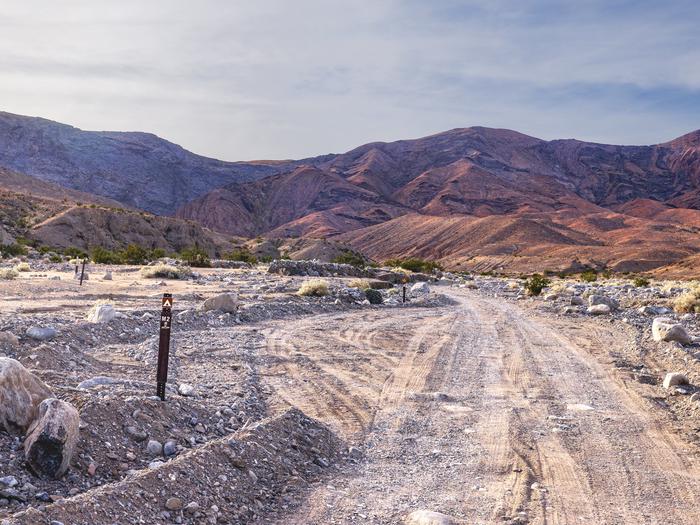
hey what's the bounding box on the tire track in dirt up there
[261,290,700,525]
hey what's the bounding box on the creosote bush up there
[224,249,257,264]
[140,264,193,280]
[14,262,30,272]
[365,288,383,304]
[0,268,18,280]
[348,279,371,290]
[673,282,700,313]
[180,246,211,268]
[580,270,598,283]
[632,276,650,288]
[331,251,366,268]
[297,279,329,297]
[383,257,443,273]
[524,274,550,296]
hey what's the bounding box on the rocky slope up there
[0,112,297,214]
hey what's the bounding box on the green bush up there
[365,288,383,304]
[64,247,88,259]
[524,274,550,296]
[48,254,62,263]
[91,246,122,264]
[580,270,598,283]
[384,257,443,273]
[224,249,257,264]
[0,243,28,259]
[121,244,149,265]
[633,276,650,288]
[140,264,193,280]
[332,251,366,268]
[180,246,211,267]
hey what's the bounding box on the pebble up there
[146,439,164,456]
[163,439,178,457]
[165,497,184,511]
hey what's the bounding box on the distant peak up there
[664,129,700,148]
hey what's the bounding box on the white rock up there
[662,372,689,389]
[587,304,611,315]
[411,282,430,295]
[178,383,195,397]
[405,510,456,525]
[202,293,239,313]
[102,271,113,281]
[588,295,618,310]
[86,303,117,323]
[652,318,692,344]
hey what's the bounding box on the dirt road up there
[259,289,700,524]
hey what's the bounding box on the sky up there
[1,0,699,160]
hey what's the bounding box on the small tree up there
[525,274,550,296]
[180,246,211,267]
[121,244,149,265]
[580,270,598,283]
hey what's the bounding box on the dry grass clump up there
[348,279,371,290]
[673,282,700,313]
[14,262,30,272]
[0,268,18,280]
[298,279,329,297]
[140,264,193,280]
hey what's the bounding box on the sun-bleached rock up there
[652,318,692,344]
[0,357,53,433]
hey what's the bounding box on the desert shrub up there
[673,283,700,313]
[384,257,443,273]
[0,268,18,280]
[298,279,329,297]
[632,276,650,288]
[151,248,166,259]
[259,255,273,263]
[91,246,122,264]
[14,262,30,272]
[0,243,28,259]
[64,247,88,259]
[140,264,193,280]
[580,270,598,283]
[224,249,257,264]
[180,246,211,267]
[48,254,62,263]
[348,279,371,290]
[332,251,366,268]
[365,288,383,304]
[121,244,149,265]
[524,274,550,296]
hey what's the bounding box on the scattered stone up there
[86,303,117,323]
[202,293,239,313]
[163,439,178,457]
[25,326,57,341]
[587,304,611,315]
[411,282,430,295]
[0,477,17,488]
[24,398,80,478]
[0,357,53,433]
[0,332,19,348]
[165,497,184,511]
[178,383,195,397]
[652,318,692,344]
[405,509,457,525]
[570,296,584,306]
[588,295,618,310]
[662,372,689,389]
[102,271,113,281]
[146,439,163,456]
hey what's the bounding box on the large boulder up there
[0,358,53,433]
[86,303,116,323]
[202,292,239,313]
[23,398,80,478]
[588,295,619,310]
[652,318,692,344]
[405,510,457,525]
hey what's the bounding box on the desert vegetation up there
[298,279,329,297]
[383,257,443,273]
[139,264,193,280]
[673,283,700,313]
[524,273,550,296]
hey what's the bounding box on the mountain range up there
[1,110,700,277]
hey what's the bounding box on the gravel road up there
[259,289,700,524]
